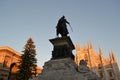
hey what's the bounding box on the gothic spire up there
[76,42,81,51]
[88,41,93,49]
[99,48,104,65]
[109,50,116,63]
[82,44,87,51]
[99,47,103,55]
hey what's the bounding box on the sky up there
[0,0,120,68]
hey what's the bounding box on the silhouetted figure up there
[77,59,90,73]
[56,16,70,37]
[79,59,87,66]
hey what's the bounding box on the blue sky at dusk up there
[0,0,120,67]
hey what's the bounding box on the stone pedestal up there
[49,36,75,60]
[37,58,86,80]
[31,36,86,80]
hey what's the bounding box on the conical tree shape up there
[16,38,37,80]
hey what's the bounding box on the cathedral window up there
[98,64,102,69]
[99,71,103,78]
[108,71,113,77]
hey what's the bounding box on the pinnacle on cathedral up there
[76,42,81,51]
[88,41,93,49]
[109,50,116,63]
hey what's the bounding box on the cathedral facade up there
[74,42,120,80]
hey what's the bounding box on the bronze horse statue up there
[56,16,70,37]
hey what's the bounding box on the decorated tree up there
[16,38,37,80]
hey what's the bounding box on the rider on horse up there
[56,16,70,37]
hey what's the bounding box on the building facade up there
[0,46,21,80]
[74,42,120,80]
[0,46,42,80]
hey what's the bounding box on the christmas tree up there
[16,38,37,80]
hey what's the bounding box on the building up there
[74,42,120,80]
[0,46,42,80]
[0,46,21,80]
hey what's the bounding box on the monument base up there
[36,58,86,80]
[49,36,75,60]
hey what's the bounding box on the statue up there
[77,59,89,73]
[79,59,87,66]
[77,60,99,79]
[56,16,70,37]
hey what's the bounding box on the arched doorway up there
[8,63,16,80]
